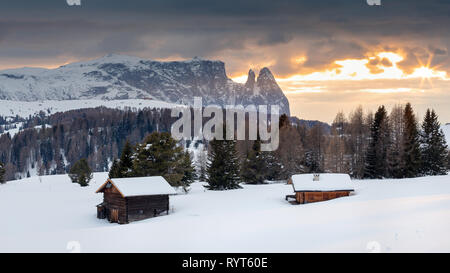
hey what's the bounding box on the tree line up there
[0,103,448,186]
[0,107,175,182]
[201,103,449,190]
[325,103,448,179]
[108,132,195,192]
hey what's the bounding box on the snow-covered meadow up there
[1,173,450,253]
[0,99,181,119]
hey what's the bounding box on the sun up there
[410,66,447,88]
[408,52,448,87]
[414,66,435,78]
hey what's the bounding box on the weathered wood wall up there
[126,195,169,222]
[98,183,171,224]
[103,190,127,224]
[295,191,351,204]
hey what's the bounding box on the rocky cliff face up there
[0,54,290,115]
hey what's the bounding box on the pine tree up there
[118,140,134,177]
[196,146,208,181]
[0,162,5,184]
[205,126,242,190]
[109,141,134,178]
[133,132,180,177]
[178,151,196,193]
[108,159,121,178]
[387,146,402,178]
[132,132,194,188]
[68,158,93,187]
[262,151,282,181]
[420,109,448,176]
[364,106,390,179]
[402,103,422,178]
[223,139,242,188]
[447,151,450,171]
[241,136,267,184]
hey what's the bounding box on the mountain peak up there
[245,69,256,90]
[257,67,278,87]
[62,53,143,69]
[98,53,143,62]
[258,67,275,79]
[0,55,290,115]
[255,67,289,115]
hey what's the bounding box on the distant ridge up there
[290,116,331,133]
[0,54,290,115]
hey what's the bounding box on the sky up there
[0,0,450,123]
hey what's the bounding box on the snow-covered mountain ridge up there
[0,99,181,119]
[0,54,290,115]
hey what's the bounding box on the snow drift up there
[1,173,450,252]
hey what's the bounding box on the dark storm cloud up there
[0,0,449,75]
[431,47,448,56]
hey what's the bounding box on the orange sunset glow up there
[234,51,448,85]
[232,50,450,122]
[1,1,450,124]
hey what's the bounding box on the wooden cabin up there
[287,173,354,204]
[95,176,176,224]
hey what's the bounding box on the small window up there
[139,210,144,214]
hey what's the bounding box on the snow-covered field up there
[0,99,181,119]
[1,173,450,253]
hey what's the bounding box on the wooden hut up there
[287,173,354,204]
[95,176,176,224]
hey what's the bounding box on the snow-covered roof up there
[291,173,354,192]
[96,176,177,197]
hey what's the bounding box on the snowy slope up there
[0,122,24,137]
[1,173,450,252]
[0,54,290,115]
[0,99,182,119]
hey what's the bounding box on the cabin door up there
[110,209,119,223]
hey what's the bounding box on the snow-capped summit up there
[258,67,276,81]
[257,67,281,92]
[63,53,144,68]
[0,54,290,114]
[245,69,256,91]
